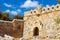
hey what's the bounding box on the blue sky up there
[0,0,58,17]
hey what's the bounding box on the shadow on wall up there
[0,19,24,38]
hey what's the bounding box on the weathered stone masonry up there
[0,4,60,40]
[0,19,24,40]
[23,4,60,40]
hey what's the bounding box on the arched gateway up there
[33,27,39,36]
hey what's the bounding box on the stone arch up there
[33,27,39,36]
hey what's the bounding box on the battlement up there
[24,4,60,17]
[42,4,60,13]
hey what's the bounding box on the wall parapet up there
[24,4,60,17]
[0,19,24,24]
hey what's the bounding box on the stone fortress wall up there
[0,4,60,40]
[23,4,60,40]
[0,19,24,40]
[24,4,60,17]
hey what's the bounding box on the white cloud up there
[5,9,21,15]
[4,3,12,7]
[20,0,39,8]
[5,10,11,12]
[16,9,21,12]
[11,11,17,15]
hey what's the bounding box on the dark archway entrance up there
[33,27,39,36]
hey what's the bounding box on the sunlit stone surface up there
[0,4,60,40]
[0,35,13,40]
[23,4,60,40]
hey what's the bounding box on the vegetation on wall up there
[54,17,60,24]
[58,0,60,4]
[13,14,23,19]
[0,12,23,21]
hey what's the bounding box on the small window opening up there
[52,7,54,9]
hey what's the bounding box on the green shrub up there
[54,17,60,24]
